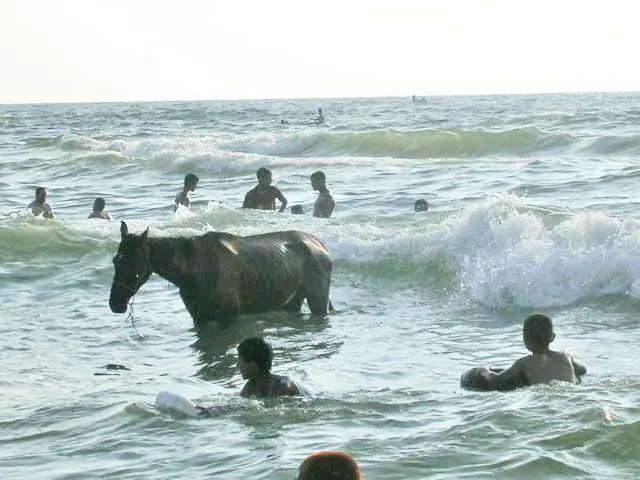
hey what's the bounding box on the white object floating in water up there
[155,391,201,417]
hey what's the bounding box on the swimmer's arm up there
[568,353,587,378]
[327,195,335,217]
[493,359,529,390]
[43,204,54,219]
[275,188,287,213]
[242,192,254,209]
[239,381,253,398]
[279,378,303,396]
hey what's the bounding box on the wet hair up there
[93,197,106,212]
[35,187,46,198]
[523,314,554,351]
[291,205,305,214]
[298,451,361,480]
[310,171,326,183]
[238,337,273,374]
[257,167,272,180]
[184,173,199,185]
[414,199,429,212]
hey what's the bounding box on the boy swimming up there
[491,313,587,390]
[237,337,309,398]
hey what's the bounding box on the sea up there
[1,93,640,479]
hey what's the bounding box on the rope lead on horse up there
[126,296,144,340]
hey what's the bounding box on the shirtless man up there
[88,197,113,220]
[310,171,335,218]
[237,337,308,398]
[29,187,54,219]
[315,108,325,125]
[174,173,199,212]
[491,314,587,390]
[242,167,287,212]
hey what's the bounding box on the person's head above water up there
[310,171,326,190]
[256,167,272,186]
[297,451,361,480]
[237,337,273,378]
[184,173,199,191]
[35,187,47,203]
[291,205,305,214]
[414,199,429,212]
[523,314,555,354]
[93,197,106,212]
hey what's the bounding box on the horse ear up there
[120,221,128,241]
[140,227,149,241]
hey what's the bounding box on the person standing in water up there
[88,197,113,220]
[242,167,288,212]
[310,171,335,218]
[29,187,54,219]
[315,108,325,124]
[174,173,199,212]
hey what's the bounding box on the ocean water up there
[1,93,640,479]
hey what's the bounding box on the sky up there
[1,0,639,104]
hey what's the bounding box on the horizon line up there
[1,89,638,107]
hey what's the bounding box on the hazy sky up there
[1,0,639,104]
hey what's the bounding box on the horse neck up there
[147,237,189,286]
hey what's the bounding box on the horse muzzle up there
[109,298,129,314]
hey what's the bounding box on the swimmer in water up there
[242,167,288,212]
[491,314,587,390]
[29,187,54,218]
[414,199,429,212]
[310,171,335,218]
[297,451,362,479]
[88,197,113,220]
[237,337,309,398]
[175,173,199,212]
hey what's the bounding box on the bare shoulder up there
[274,375,302,396]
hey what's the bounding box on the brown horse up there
[109,222,333,327]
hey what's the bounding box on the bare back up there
[499,350,582,387]
[314,190,335,218]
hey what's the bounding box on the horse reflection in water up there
[109,222,333,327]
[191,310,338,382]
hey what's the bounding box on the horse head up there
[109,221,153,313]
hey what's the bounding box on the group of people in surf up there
[174,167,336,218]
[224,313,587,402]
[196,312,586,479]
[26,167,338,221]
[27,187,112,220]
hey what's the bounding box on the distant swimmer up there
[298,451,362,480]
[88,197,113,220]
[315,108,325,125]
[291,205,305,214]
[242,167,288,212]
[280,119,289,125]
[310,171,335,218]
[174,173,199,212]
[487,314,587,390]
[29,187,54,219]
[414,199,429,212]
[238,337,310,398]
